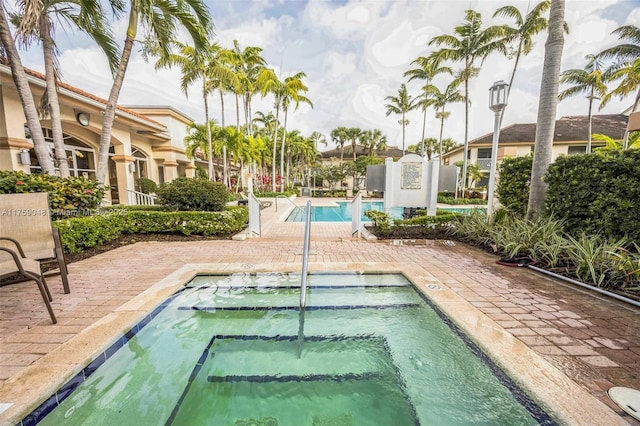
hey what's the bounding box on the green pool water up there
[35,273,554,425]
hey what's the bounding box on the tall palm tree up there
[385,83,415,155]
[493,1,552,100]
[404,57,452,153]
[183,120,225,178]
[428,10,505,192]
[345,127,362,161]
[225,40,267,135]
[361,129,387,157]
[331,126,349,164]
[12,0,119,178]
[94,0,213,184]
[156,41,236,180]
[0,2,54,174]
[310,131,327,152]
[257,69,283,191]
[527,0,565,220]
[423,79,465,161]
[278,72,312,191]
[558,54,608,153]
[598,25,640,148]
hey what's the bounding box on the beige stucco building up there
[0,64,198,204]
[441,114,630,187]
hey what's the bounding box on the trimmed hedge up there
[495,156,532,217]
[396,212,461,226]
[545,150,640,242]
[53,207,249,253]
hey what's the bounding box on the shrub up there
[253,190,297,198]
[394,211,461,227]
[495,156,532,217]
[0,170,106,210]
[53,207,248,253]
[437,195,486,205]
[136,177,158,194]
[156,177,229,211]
[545,150,640,242]
[364,210,391,236]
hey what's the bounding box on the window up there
[131,146,149,180]
[29,130,95,179]
[568,146,586,155]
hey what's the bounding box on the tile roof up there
[1,59,167,129]
[468,114,629,145]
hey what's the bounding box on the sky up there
[13,0,640,151]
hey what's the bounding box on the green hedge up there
[495,156,532,217]
[53,207,248,253]
[545,150,640,242]
[437,195,487,205]
[395,212,461,226]
[156,177,229,211]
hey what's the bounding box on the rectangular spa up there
[26,273,556,425]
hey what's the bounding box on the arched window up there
[131,146,149,180]
[29,130,96,179]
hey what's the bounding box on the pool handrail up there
[275,195,297,212]
[300,200,311,308]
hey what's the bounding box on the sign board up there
[366,165,386,191]
[383,154,440,215]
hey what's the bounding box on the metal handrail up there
[275,194,297,212]
[299,200,311,308]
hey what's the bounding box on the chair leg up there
[53,228,70,294]
[33,276,57,324]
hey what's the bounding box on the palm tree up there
[225,40,267,134]
[331,126,349,164]
[423,79,465,161]
[94,0,213,184]
[278,72,312,192]
[361,129,387,157]
[12,0,119,178]
[592,132,640,153]
[598,25,640,148]
[385,83,415,155]
[184,120,225,179]
[404,57,452,153]
[310,131,327,152]
[0,3,54,174]
[156,41,236,180]
[428,9,505,192]
[493,1,552,100]
[527,0,565,220]
[345,127,362,161]
[256,69,283,191]
[558,54,608,153]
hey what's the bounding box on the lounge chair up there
[0,237,57,324]
[0,193,70,293]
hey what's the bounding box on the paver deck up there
[1,197,639,425]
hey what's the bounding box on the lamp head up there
[489,80,509,112]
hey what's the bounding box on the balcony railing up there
[127,189,156,206]
[476,158,491,171]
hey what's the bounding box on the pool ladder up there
[300,201,311,308]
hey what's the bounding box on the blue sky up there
[15,0,640,150]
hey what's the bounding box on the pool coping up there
[0,261,627,425]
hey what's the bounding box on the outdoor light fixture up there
[18,149,31,166]
[487,80,509,216]
[129,163,136,173]
[76,112,90,127]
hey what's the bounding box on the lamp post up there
[487,80,509,216]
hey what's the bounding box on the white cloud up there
[16,0,640,151]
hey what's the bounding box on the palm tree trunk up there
[401,112,406,155]
[272,99,280,192]
[219,91,225,127]
[41,18,70,178]
[340,145,344,164]
[587,97,593,154]
[461,76,469,197]
[203,81,214,180]
[527,0,565,220]
[0,6,55,174]
[439,108,445,164]
[96,10,137,184]
[280,108,288,192]
[421,103,427,157]
[235,94,240,130]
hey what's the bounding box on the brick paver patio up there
[1,198,639,424]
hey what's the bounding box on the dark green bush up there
[495,156,532,217]
[136,177,158,194]
[52,207,248,253]
[545,150,640,242]
[156,177,229,211]
[395,212,461,226]
[0,170,106,210]
[437,195,487,205]
[253,190,297,198]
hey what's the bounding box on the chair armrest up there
[0,246,28,275]
[0,237,27,257]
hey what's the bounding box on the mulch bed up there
[64,234,231,264]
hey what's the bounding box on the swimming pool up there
[285,201,484,222]
[28,273,555,425]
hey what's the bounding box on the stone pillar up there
[110,154,136,204]
[0,138,32,172]
[185,162,196,178]
[163,161,179,182]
